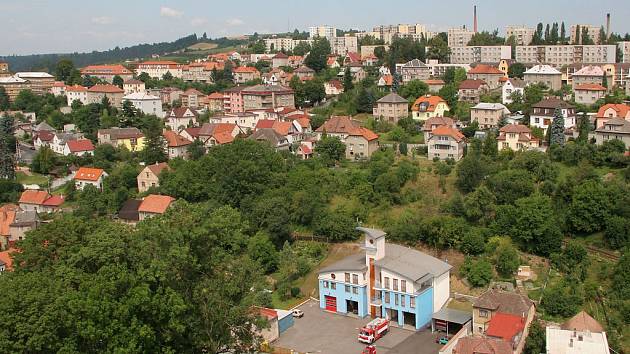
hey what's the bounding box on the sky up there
[1,0,630,56]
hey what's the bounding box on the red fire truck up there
[358,318,390,344]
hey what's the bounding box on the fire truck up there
[358,318,390,344]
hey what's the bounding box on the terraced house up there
[318,228,451,331]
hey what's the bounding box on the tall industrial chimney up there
[606,13,611,38]
[473,5,478,33]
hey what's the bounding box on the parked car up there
[292,309,304,318]
[436,336,449,345]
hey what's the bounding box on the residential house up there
[294,66,316,81]
[18,190,64,213]
[497,124,541,151]
[470,103,510,130]
[160,87,184,105]
[324,80,344,96]
[241,85,295,111]
[74,167,107,190]
[529,97,576,133]
[458,80,489,104]
[198,122,238,147]
[137,162,169,193]
[63,139,95,157]
[340,63,367,82]
[425,79,445,93]
[50,81,66,96]
[65,85,89,106]
[87,84,125,108]
[181,62,219,83]
[315,116,379,159]
[117,199,142,225]
[396,59,430,83]
[595,103,630,128]
[138,194,175,221]
[233,67,261,84]
[422,116,457,143]
[427,125,466,161]
[3,208,39,247]
[50,132,84,154]
[123,79,146,95]
[207,92,224,112]
[452,336,512,354]
[288,55,304,68]
[411,95,450,121]
[318,228,451,330]
[97,127,145,152]
[594,118,630,147]
[210,112,259,132]
[362,54,378,67]
[256,119,302,144]
[247,128,290,151]
[0,250,14,272]
[181,88,207,109]
[326,55,340,68]
[547,311,609,354]
[343,52,362,65]
[135,61,182,79]
[472,289,535,353]
[122,92,164,117]
[272,52,289,68]
[502,78,525,105]
[572,65,607,89]
[33,130,54,150]
[80,64,133,83]
[373,93,409,123]
[574,84,607,105]
[523,64,562,91]
[163,130,191,159]
[262,69,292,86]
[377,74,393,91]
[467,64,505,89]
[165,107,198,131]
[296,141,314,159]
[15,72,55,94]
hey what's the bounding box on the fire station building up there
[318,228,451,330]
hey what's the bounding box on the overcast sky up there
[1,0,630,56]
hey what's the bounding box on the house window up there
[394,294,399,306]
[393,279,398,291]
[410,296,415,308]
[401,280,406,293]
[384,277,390,289]
[345,285,351,293]
[323,281,328,288]
[384,292,390,304]
[345,272,350,283]
[352,274,359,284]
[331,282,336,290]
[401,295,405,307]
[479,309,489,318]
[352,287,358,295]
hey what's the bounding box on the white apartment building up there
[515,45,616,68]
[264,38,313,52]
[331,35,358,55]
[425,60,470,78]
[570,24,602,44]
[505,26,535,46]
[448,27,475,47]
[309,26,337,40]
[449,46,512,64]
[618,41,630,63]
[122,92,164,118]
[135,61,183,79]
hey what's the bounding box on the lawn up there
[16,171,49,187]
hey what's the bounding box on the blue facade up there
[277,311,294,334]
[380,287,434,330]
[318,279,368,317]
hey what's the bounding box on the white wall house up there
[123,92,164,118]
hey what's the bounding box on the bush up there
[290,287,301,298]
[462,257,493,287]
[540,281,582,317]
[604,216,630,249]
[460,228,487,255]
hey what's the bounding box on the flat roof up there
[432,308,472,325]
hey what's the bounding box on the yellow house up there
[97,127,146,152]
[497,124,540,151]
[411,95,450,121]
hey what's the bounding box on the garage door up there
[325,296,337,312]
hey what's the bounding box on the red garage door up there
[325,296,337,312]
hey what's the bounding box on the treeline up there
[1,34,201,72]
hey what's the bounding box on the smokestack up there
[606,13,611,38]
[473,5,478,33]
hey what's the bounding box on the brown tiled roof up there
[532,97,574,109]
[473,289,534,316]
[146,162,169,176]
[87,84,124,93]
[469,64,504,75]
[138,194,175,214]
[574,83,607,91]
[315,116,378,141]
[19,190,50,205]
[168,107,197,118]
[430,126,465,142]
[454,336,512,354]
[459,79,488,90]
[74,167,105,182]
[411,95,447,112]
[561,310,604,333]
[499,124,531,134]
[422,116,455,131]
[163,130,191,147]
[99,127,144,140]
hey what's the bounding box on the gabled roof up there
[422,116,456,132]
[454,336,512,354]
[98,127,144,140]
[459,79,488,90]
[163,130,192,147]
[0,250,15,271]
[596,118,630,133]
[199,122,237,137]
[499,124,531,134]
[255,119,275,130]
[123,92,160,100]
[524,64,561,75]
[596,103,630,118]
[0,205,18,236]
[146,162,170,176]
[375,243,452,283]
[183,88,204,96]
[378,74,393,86]
[208,92,224,99]
[424,79,445,85]
[574,83,607,91]
[430,126,465,142]
[118,199,141,221]
[400,58,427,68]
[472,102,510,114]
[345,52,362,63]
[327,79,343,90]
[35,131,54,142]
[486,313,526,341]
[273,52,289,59]
[532,97,574,109]
[469,64,503,75]
[66,139,95,153]
[168,107,197,118]
[294,66,315,73]
[505,77,526,88]
[247,128,288,146]
[315,116,378,141]
[42,195,63,207]
[65,84,88,92]
[19,190,50,205]
[561,310,604,333]
[74,167,105,181]
[376,93,407,104]
[573,65,605,76]
[81,64,132,75]
[34,121,54,132]
[233,66,260,73]
[87,84,124,94]
[123,79,144,85]
[138,194,175,214]
[411,95,447,112]
[473,289,534,315]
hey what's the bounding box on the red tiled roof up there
[454,336,512,354]
[213,132,234,144]
[273,52,289,59]
[42,195,64,207]
[81,64,132,75]
[233,66,259,73]
[379,74,394,86]
[66,139,94,153]
[257,307,278,320]
[255,119,275,130]
[486,313,526,341]
[596,103,630,118]
[316,116,378,141]
[411,95,447,112]
[345,52,361,63]
[183,88,204,96]
[0,205,18,236]
[424,79,445,85]
[499,124,531,134]
[0,249,15,271]
[184,127,202,139]
[163,130,192,147]
[469,64,504,75]
[66,85,88,92]
[138,194,175,214]
[300,144,312,155]
[36,131,54,142]
[147,162,170,176]
[574,83,607,91]
[430,125,465,142]
[139,60,179,66]
[208,92,224,99]
[459,79,488,90]
[88,84,124,93]
[272,121,292,136]
[19,190,50,205]
[327,80,343,90]
[74,167,105,181]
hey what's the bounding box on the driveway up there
[275,299,442,354]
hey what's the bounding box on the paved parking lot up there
[275,299,443,354]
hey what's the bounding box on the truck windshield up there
[360,330,371,336]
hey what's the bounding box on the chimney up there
[606,13,611,38]
[473,5,478,33]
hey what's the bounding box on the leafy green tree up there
[303,78,326,105]
[343,67,354,91]
[0,179,23,203]
[487,169,535,205]
[247,232,279,273]
[0,115,15,179]
[604,216,630,249]
[467,30,505,46]
[292,42,311,56]
[304,37,331,72]
[549,108,566,146]
[187,139,206,160]
[438,83,458,112]
[426,35,450,62]
[463,186,496,224]
[355,85,375,113]
[112,75,124,88]
[482,131,498,158]
[462,257,494,287]
[315,136,346,165]
[443,67,467,85]
[455,154,492,193]
[541,281,583,317]
[314,208,358,241]
[421,215,468,250]
[250,39,267,54]
[551,241,589,280]
[567,180,610,234]
[560,22,567,44]
[494,241,520,278]
[30,146,57,175]
[0,87,9,110]
[524,321,546,354]
[508,62,526,78]
[399,80,429,102]
[460,228,487,255]
[54,59,75,83]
